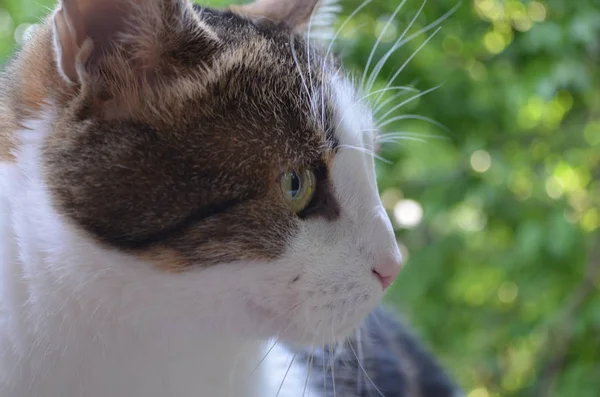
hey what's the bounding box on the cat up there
[0,0,461,396]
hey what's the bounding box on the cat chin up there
[241,301,374,347]
[239,272,383,346]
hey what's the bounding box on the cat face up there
[20,0,402,344]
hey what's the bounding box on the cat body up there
[0,0,459,396]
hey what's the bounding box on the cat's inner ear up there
[232,0,338,32]
[52,0,213,85]
[53,1,89,84]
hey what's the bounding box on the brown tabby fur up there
[0,0,341,269]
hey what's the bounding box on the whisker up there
[324,0,373,64]
[251,295,314,373]
[322,334,327,397]
[373,90,414,115]
[377,136,427,144]
[376,131,448,140]
[305,2,321,114]
[330,326,337,397]
[360,0,409,91]
[347,339,387,397]
[290,35,315,116]
[276,353,297,397]
[374,3,460,100]
[375,25,441,104]
[354,331,363,395]
[366,2,459,98]
[361,85,419,102]
[321,66,343,132]
[302,345,317,397]
[399,1,461,46]
[377,84,441,125]
[378,114,450,131]
[337,144,391,164]
[365,0,427,95]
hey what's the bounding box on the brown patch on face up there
[1,1,345,270]
[137,247,191,272]
[38,6,343,270]
[0,101,18,163]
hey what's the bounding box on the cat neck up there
[0,122,308,397]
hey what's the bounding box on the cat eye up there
[280,169,316,213]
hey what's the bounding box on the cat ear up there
[232,0,341,36]
[52,0,216,85]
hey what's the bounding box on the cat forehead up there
[91,5,341,157]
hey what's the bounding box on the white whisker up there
[375,25,441,104]
[361,85,419,103]
[373,90,414,114]
[330,322,337,397]
[354,331,363,395]
[376,131,448,140]
[338,144,391,163]
[360,0,409,91]
[378,114,450,131]
[377,84,441,125]
[366,2,459,99]
[378,136,427,144]
[365,0,427,95]
[276,353,297,397]
[324,0,373,65]
[347,339,387,397]
[322,335,327,397]
[306,4,319,112]
[290,35,315,116]
[251,295,314,373]
[302,345,317,397]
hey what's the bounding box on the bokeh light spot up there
[14,23,33,45]
[518,96,545,129]
[374,16,398,43]
[584,122,600,146]
[471,150,492,173]
[0,9,14,38]
[393,199,423,229]
[475,0,505,22]
[528,1,547,22]
[381,188,403,210]
[545,177,564,199]
[453,203,487,232]
[581,208,599,232]
[468,388,489,397]
[483,31,507,54]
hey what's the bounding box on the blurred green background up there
[1,0,598,396]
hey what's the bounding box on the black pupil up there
[290,172,301,198]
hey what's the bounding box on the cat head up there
[14,0,402,344]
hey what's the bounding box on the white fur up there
[0,77,400,396]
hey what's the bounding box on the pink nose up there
[372,260,402,290]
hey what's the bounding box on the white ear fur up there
[232,0,341,35]
[52,4,89,84]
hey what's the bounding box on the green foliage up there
[1,0,598,396]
